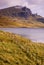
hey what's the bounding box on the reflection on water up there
[0,28,44,43]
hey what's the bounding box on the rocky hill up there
[0,6,32,18]
[0,6,44,27]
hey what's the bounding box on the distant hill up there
[0,31,44,65]
[0,6,44,27]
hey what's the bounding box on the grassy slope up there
[0,31,44,65]
[0,16,44,28]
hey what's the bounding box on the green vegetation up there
[0,16,44,28]
[0,31,44,65]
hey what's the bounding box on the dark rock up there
[0,6,32,18]
[37,18,44,23]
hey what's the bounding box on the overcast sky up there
[0,0,44,17]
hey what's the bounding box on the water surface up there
[0,28,44,43]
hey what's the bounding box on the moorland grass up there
[0,31,44,65]
[0,16,44,28]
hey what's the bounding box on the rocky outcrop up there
[0,6,32,18]
[0,5,44,22]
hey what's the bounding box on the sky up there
[0,0,44,17]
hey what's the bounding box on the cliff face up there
[0,6,32,18]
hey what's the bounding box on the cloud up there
[0,0,8,8]
[0,0,26,8]
[0,0,44,8]
[26,0,44,5]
